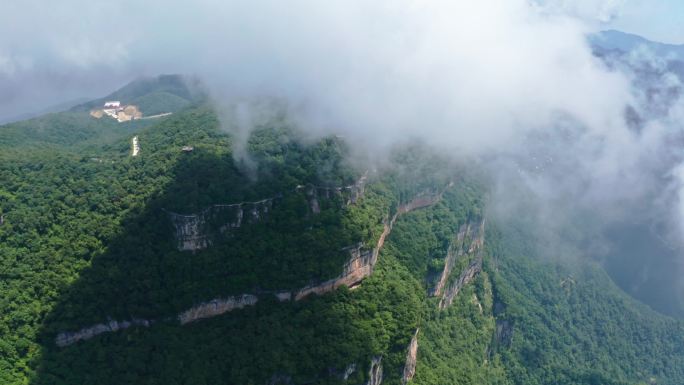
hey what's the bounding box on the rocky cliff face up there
[342,363,357,380]
[178,294,259,325]
[432,221,472,297]
[439,259,482,309]
[301,170,367,207]
[166,211,210,251]
[166,173,368,252]
[438,218,485,310]
[295,191,443,301]
[401,329,419,385]
[366,356,383,385]
[166,199,274,251]
[55,318,151,347]
[56,296,259,346]
[55,187,447,347]
[294,242,377,300]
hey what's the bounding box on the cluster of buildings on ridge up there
[90,101,143,122]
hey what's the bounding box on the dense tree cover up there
[34,251,425,385]
[131,91,192,116]
[0,75,200,152]
[486,224,684,385]
[397,200,684,385]
[0,87,444,383]
[388,183,483,289]
[3,80,684,385]
[0,110,149,150]
[414,270,510,385]
[0,106,211,383]
[30,159,470,385]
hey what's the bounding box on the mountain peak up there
[72,74,206,116]
[590,29,684,61]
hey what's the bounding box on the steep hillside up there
[0,75,201,153]
[72,74,204,116]
[2,93,684,385]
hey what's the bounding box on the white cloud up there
[2,0,683,248]
[0,54,17,76]
[3,0,684,309]
[537,0,626,22]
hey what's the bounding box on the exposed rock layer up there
[178,294,259,325]
[401,329,420,385]
[438,218,485,310]
[55,318,151,347]
[439,259,482,309]
[294,191,443,301]
[367,356,383,385]
[166,173,368,251]
[55,184,447,346]
[343,363,357,380]
[166,198,275,251]
[432,222,471,297]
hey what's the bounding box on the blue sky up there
[609,0,684,43]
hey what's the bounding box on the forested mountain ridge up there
[72,74,205,116]
[0,75,201,153]
[1,78,684,384]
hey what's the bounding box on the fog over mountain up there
[9,2,684,384]
[2,0,684,315]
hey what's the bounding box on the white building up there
[104,101,121,108]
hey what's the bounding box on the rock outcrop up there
[166,173,368,252]
[56,186,448,346]
[166,211,210,251]
[275,291,292,302]
[166,198,275,251]
[438,218,485,310]
[55,318,151,347]
[294,243,377,300]
[367,356,383,385]
[295,191,443,301]
[343,363,357,380]
[401,329,419,385]
[323,363,358,382]
[432,222,472,297]
[131,136,140,156]
[178,294,258,325]
[56,295,261,346]
[472,293,483,314]
[439,258,483,310]
[298,170,368,207]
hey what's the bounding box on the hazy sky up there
[2,0,684,311]
[608,0,684,44]
[0,0,681,123]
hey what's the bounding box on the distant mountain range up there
[590,29,684,60]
